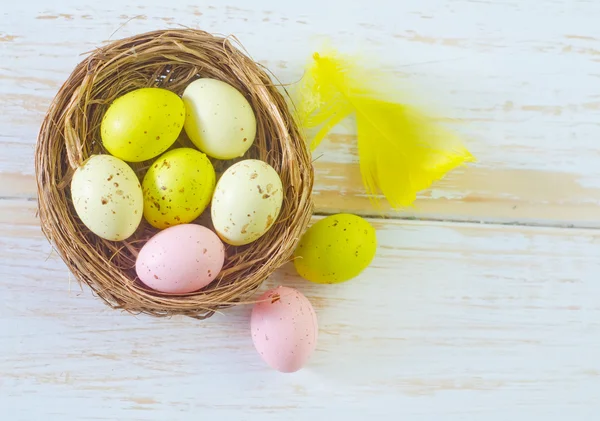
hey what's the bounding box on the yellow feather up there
[294,50,475,208]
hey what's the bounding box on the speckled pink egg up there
[251,286,318,373]
[136,224,225,294]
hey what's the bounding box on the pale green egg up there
[70,154,143,241]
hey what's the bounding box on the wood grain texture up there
[2,0,600,419]
[2,0,600,226]
[1,202,600,420]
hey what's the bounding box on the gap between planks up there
[313,210,595,230]
[0,195,596,232]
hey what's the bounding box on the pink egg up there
[251,286,318,373]
[136,224,225,293]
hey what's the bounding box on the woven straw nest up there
[35,29,314,319]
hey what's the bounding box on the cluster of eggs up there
[70,79,283,295]
[69,77,378,373]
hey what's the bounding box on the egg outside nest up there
[251,286,318,373]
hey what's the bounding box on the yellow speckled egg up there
[142,148,215,229]
[70,154,143,241]
[101,88,185,162]
[183,78,256,160]
[293,214,377,284]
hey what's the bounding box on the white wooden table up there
[2,1,600,419]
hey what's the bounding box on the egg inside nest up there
[68,80,283,294]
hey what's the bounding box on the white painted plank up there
[1,0,600,224]
[1,202,599,420]
[2,1,600,419]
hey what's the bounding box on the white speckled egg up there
[70,154,143,241]
[211,159,283,246]
[251,286,318,373]
[182,78,256,160]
